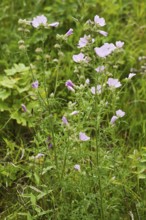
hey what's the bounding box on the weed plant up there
[0,1,146,220]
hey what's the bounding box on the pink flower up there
[32,80,39,88]
[65,28,73,36]
[95,65,105,73]
[79,132,90,141]
[94,15,106,26]
[65,80,75,92]
[110,116,118,124]
[115,41,124,48]
[32,15,47,28]
[72,53,85,63]
[62,116,69,125]
[107,78,121,88]
[91,85,102,94]
[49,22,59,27]
[78,35,89,48]
[74,164,80,171]
[116,109,125,117]
[98,30,108,36]
[110,109,125,124]
[94,43,116,58]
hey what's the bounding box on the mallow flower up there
[72,53,86,63]
[94,43,116,58]
[107,78,121,88]
[74,164,80,171]
[115,41,124,48]
[79,132,90,141]
[32,15,47,28]
[94,15,106,26]
[110,109,125,124]
[65,80,75,92]
[65,28,73,36]
[32,80,39,88]
[62,116,69,125]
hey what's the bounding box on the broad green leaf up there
[0,88,11,100]
[0,77,19,88]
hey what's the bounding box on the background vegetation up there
[0,0,146,219]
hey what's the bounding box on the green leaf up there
[0,88,11,100]
[138,174,146,179]
[0,77,19,88]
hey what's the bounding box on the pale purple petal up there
[65,80,75,88]
[62,116,69,125]
[107,78,122,88]
[94,15,106,26]
[116,109,125,118]
[78,35,88,48]
[110,116,118,124]
[98,30,108,36]
[79,132,90,141]
[49,22,59,27]
[72,53,85,63]
[94,43,116,58]
[32,80,39,88]
[116,41,124,48]
[74,164,80,171]
[65,28,73,36]
[32,15,47,28]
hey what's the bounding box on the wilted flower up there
[107,78,122,88]
[79,132,90,141]
[94,43,116,58]
[98,30,108,36]
[94,15,106,26]
[65,80,75,92]
[91,85,102,94]
[62,116,69,125]
[115,41,124,48]
[65,28,73,36]
[72,53,85,63]
[74,164,80,171]
[32,80,39,88]
[21,104,27,112]
[32,15,47,28]
[95,65,105,73]
[116,109,125,117]
[49,22,59,27]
